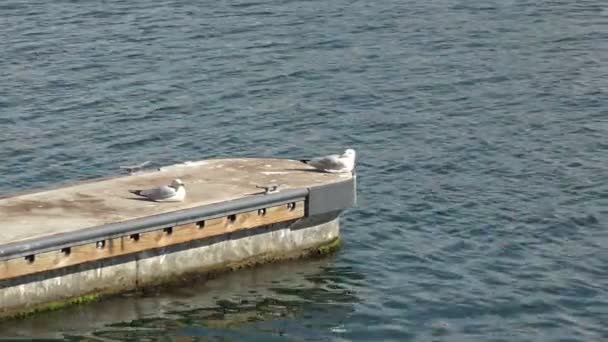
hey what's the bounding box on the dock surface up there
[0,158,351,245]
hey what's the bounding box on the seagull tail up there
[129,190,143,196]
[299,159,310,164]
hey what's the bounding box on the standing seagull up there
[129,179,186,202]
[303,149,356,173]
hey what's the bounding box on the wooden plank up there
[0,202,304,281]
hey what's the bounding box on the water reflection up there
[0,256,364,340]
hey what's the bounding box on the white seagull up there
[129,178,186,202]
[304,149,356,173]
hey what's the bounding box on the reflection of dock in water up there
[0,258,364,338]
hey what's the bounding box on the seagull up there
[302,149,356,173]
[129,179,186,202]
[119,161,151,174]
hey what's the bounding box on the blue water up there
[1,0,607,340]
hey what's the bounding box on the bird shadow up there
[283,168,328,173]
[123,196,157,202]
[244,191,267,196]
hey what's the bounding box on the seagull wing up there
[307,154,345,171]
[139,185,177,200]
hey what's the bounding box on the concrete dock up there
[0,158,356,318]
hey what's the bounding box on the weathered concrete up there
[0,260,137,317]
[0,214,341,318]
[0,158,351,244]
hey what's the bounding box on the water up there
[1,0,607,340]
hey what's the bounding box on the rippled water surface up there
[1,0,607,340]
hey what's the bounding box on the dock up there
[0,157,356,318]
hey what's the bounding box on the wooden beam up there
[0,202,304,281]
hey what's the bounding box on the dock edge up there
[0,176,356,318]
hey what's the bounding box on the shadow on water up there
[0,256,365,340]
